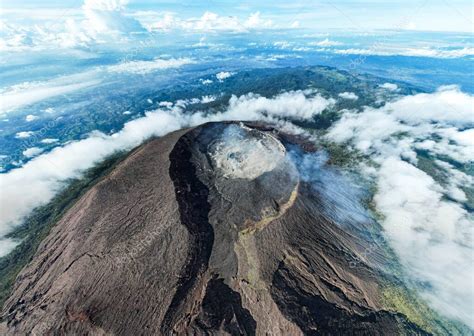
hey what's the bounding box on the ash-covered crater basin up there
[209,123,286,180]
[189,122,299,232]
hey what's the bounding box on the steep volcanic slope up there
[2,122,428,335]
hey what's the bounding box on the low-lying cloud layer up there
[107,57,195,75]
[328,85,474,328]
[0,73,101,115]
[330,46,474,59]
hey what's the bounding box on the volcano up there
[2,122,428,335]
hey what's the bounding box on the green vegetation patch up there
[382,283,470,335]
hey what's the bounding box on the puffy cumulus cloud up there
[327,109,408,155]
[25,114,39,122]
[0,89,330,256]
[379,83,399,91]
[107,57,195,75]
[327,86,474,328]
[243,12,273,29]
[0,22,35,51]
[82,0,128,11]
[338,92,358,100]
[22,147,44,158]
[15,131,34,139]
[146,11,273,33]
[82,0,145,36]
[386,85,474,125]
[216,71,234,81]
[224,90,335,121]
[0,0,145,51]
[40,138,59,144]
[200,95,216,104]
[1,7,277,50]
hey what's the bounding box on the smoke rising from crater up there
[210,124,285,179]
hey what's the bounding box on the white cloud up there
[243,12,273,30]
[82,0,145,35]
[146,11,273,33]
[15,131,34,138]
[309,38,342,47]
[379,83,399,91]
[387,86,474,125]
[435,160,472,203]
[332,47,474,59]
[201,95,216,104]
[0,7,280,52]
[25,114,39,122]
[107,57,195,75]
[40,138,59,144]
[327,108,407,154]
[224,90,334,121]
[82,0,129,11]
[375,158,473,328]
[216,71,234,81]
[22,147,44,158]
[200,79,213,85]
[273,41,291,49]
[158,101,173,108]
[0,57,194,115]
[0,238,20,259]
[0,0,146,51]
[403,47,474,58]
[0,72,100,115]
[338,92,358,100]
[327,86,474,328]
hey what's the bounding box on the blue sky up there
[1,0,473,32]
